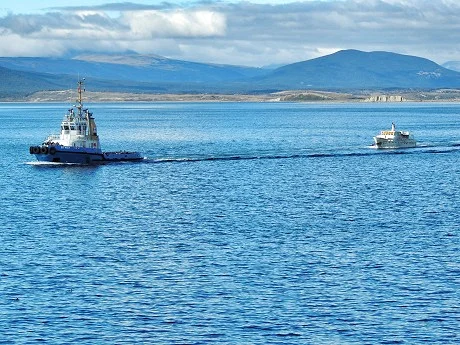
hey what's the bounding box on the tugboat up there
[29,79,143,164]
[373,122,416,149]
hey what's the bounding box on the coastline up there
[4,89,460,103]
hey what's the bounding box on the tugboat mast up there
[77,78,85,117]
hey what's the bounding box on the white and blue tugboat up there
[29,79,143,164]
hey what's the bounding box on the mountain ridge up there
[0,54,265,84]
[1,49,459,99]
[253,50,460,89]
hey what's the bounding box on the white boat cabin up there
[43,81,101,150]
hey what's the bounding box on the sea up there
[0,101,459,344]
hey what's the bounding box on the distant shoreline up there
[3,89,460,103]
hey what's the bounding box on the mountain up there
[0,53,270,98]
[0,66,74,98]
[1,50,460,99]
[0,53,265,84]
[254,50,460,89]
[0,64,172,99]
[442,61,460,72]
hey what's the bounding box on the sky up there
[0,0,459,67]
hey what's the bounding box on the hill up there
[253,50,460,89]
[1,50,460,99]
[0,66,74,99]
[0,54,265,84]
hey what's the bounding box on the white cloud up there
[0,32,66,56]
[0,0,459,66]
[121,10,226,38]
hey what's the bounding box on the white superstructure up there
[373,123,416,149]
[44,84,101,150]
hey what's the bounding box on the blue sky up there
[0,0,459,67]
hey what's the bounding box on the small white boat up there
[29,79,143,164]
[373,122,416,149]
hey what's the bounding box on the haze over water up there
[1,102,459,344]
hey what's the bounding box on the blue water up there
[1,102,459,344]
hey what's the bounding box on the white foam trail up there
[26,161,80,166]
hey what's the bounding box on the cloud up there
[0,11,125,38]
[216,0,460,65]
[46,2,177,12]
[0,32,66,56]
[0,8,224,39]
[121,10,226,38]
[0,0,459,66]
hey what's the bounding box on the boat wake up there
[145,145,460,164]
[25,161,99,168]
[27,144,460,167]
[26,161,81,166]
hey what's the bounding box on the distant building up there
[365,95,406,102]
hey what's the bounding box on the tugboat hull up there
[103,151,144,162]
[30,145,143,164]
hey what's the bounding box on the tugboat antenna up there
[76,78,85,116]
